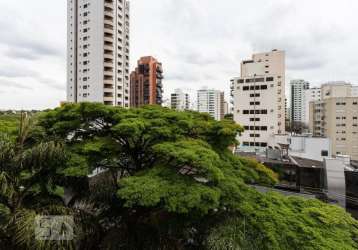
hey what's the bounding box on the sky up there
[0,0,357,110]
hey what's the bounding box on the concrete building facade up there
[290,80,310,123]
[303,87,321,124]
[67,0,130,107]
[171,89,190,111]
[309,83,358,160]
[232,50,286,148]
[197,88,225,121]
[130,56,163,107]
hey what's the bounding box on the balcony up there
[104,11,114,18]
[104,57,113,62]
[104,71,113,78]
[104,45,113,51]
[104,49,113,55]
[104,19,113,26]
[104,28,114,35]
[104,23,114,29]
[104,15,114,22]
[104,100,113,106]
[104,92,114,98]
[156,74,164,80]
[104,40,113,46]
[104,36,113,43]
[104,88,114,93]
[104,66,113,72]
[104,2,113,9]
[104,53,114,60]
[156,65,163,73]
[104,62,113,68]
[104,79,114,85]
[104,32,113,39]
[104,84,114,89]
[104,75,113,81]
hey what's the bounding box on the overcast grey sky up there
[0,0,357,109]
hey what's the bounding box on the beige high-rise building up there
[309,83,358,160]
[232,50,285,148]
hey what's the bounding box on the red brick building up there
[130,56,163,107]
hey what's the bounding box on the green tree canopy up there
[0,103,357,250]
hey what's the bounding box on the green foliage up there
[0,113,20,137]
[207,193,358,250]
[1,103,357,250]
[118,166,222,214]
[153,139,224,182]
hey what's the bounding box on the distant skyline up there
[0,0,358,109]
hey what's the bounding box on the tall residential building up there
[352,85,358,97]
[303,87,321,124]
[232,49,286,148]
[197,88,225,121]
[290,80,309,123]
[67,0,130,107]
[130,56,163,107]
[309,83,358,160]
[171,89,190,111]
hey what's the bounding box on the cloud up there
[0,78,33,90]
[1,0,358,110]
[0,66,65,91]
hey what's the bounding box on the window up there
[266,77,274,81]
[250,93,260,97]
[260,85,268,90]
[321,150,329,157]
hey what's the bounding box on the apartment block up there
[67,0,130,107]
[130,56,163,107]
[171,89,190,111]
[290,80,309,123]
[232,49,286,148]
[309,83,358,160]
[197,88,225,121]
[352,85,358,96]
[303,87,321,124]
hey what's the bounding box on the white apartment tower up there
[290,80,309,123]
[171,89,190,111]
[197,88,225,121]
[232,50,286,148]
[67,0,130,107]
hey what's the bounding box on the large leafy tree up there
[37,103,358,249]
[1,103,358,249]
